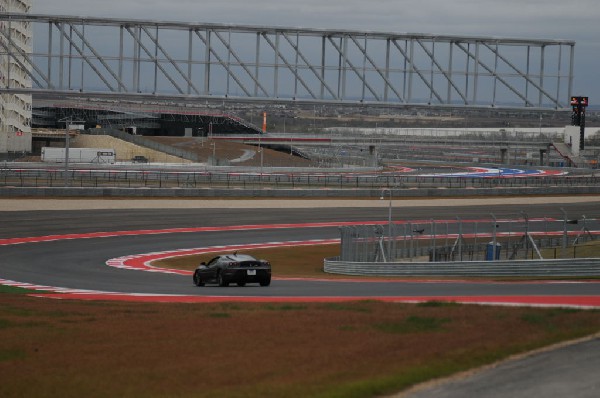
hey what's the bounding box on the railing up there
[338,219,600,262]
[1,165,600,189]
[330,217,600,276]
[323,257,600,277]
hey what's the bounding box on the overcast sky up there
[32,0,599,104]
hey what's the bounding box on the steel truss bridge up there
[1,13,576,110]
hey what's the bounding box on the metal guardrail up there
[323,257,600,277]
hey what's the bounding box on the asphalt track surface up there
[2,198,600,398]
[1,198,600,304]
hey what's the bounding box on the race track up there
[1,199,600,306]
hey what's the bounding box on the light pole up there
[258,127,264,175]
[430,219,436,261]
[211,142,216,165]
[561,207,567,258]
[521,211,529,259]
[259,138,264,176]
[380,188,392,261]
[456,216,463,261]
[58,116,83,187]
[64,124,70,187]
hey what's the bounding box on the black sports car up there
[193,253,271,287]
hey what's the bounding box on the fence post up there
[402,223,407,259]
[409,222,414,261]
[457,216,463,261]
[431,219,436,262]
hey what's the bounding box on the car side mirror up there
[200,262,206,266]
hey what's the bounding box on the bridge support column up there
[500,148,508,165]
[539,148,547,166]
[369,145,378,167]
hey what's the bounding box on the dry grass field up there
[2,288,600,398]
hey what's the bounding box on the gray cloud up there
[31,0,600,101]
[32,0,598,35]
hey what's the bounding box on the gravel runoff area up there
[1,195,600,211]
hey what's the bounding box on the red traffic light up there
[570,96,589,107]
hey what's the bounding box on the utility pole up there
[380,188,393,261]
[58,116,83,187]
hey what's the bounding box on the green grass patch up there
[0,349,26,363]
[375,315,451,334]
[416,300,461,308]
[207,312,231,318]
[0,318,12,329]
[339,325,358,332]
[265,304,308,311]
[519,308,586,332]
[0,285,40,295]
[2,305,37,317]
[0,318,48,329]
[521,313,557,331]
[322,302,374,313]
[217,303,243,311]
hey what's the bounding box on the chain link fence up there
[339,216,600,263]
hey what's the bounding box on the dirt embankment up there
[147,136,316,167]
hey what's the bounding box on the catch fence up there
[1,166,599,190]
[338,216,600,263]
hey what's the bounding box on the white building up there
[0,0,32,154]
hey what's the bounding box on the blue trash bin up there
[486,242,502,261]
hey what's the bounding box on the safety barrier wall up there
[323,257,600,277]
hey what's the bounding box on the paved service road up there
[401,337,600,398]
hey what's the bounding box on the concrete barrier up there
[323,257,600,277]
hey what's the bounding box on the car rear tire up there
[193,271,205,287]
[217,272,229,287]
[259,278,271,287]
